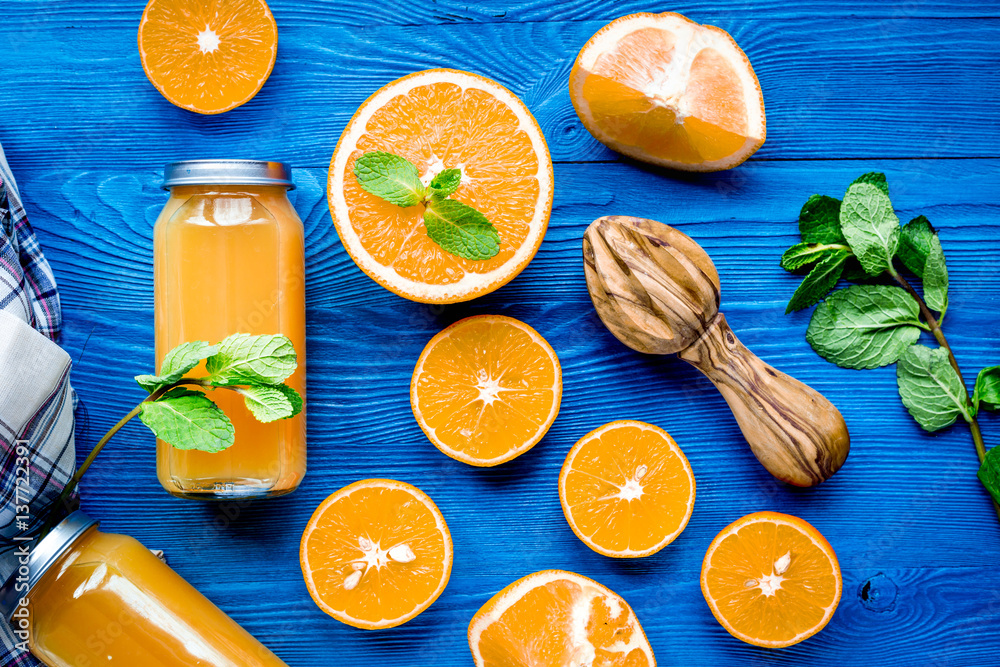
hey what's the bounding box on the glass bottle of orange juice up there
[154,160,306,499]
[0,511,288,666]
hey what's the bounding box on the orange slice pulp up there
[468,570,656,666]
[559,420,695,558]
[701,511,842,647]
[138,0,277,114]
[411,315,561,466]
[299,479,453,629]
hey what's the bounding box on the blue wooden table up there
[4,1,1000,664]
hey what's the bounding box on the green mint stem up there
[890,266,1000,522]
[66,404,142,500]
[890,268,966,396]
[42,377,218,535]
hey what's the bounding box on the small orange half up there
[468,570,656,666]
[570,12,765,171]
[138,0,278,114]
[701,511,841,648]
[411,315,561,466]
[559,421,695,558]
[300,479,453,630]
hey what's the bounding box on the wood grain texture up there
[5,0,997,28]
[3,1,1000,664]
[2,11,1000,168]
[583,215,848,485]
[584,216,721,355]
[679,313,850,486]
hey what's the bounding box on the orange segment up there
[329,69,554,303]
[137,0,277,114]
[570,12,765,171]
[299,479,453,630]
[701,511,841,648]
[468,570,655,666]
[411,315,561,466]
[559,421,695,558]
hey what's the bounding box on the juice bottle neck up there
[167,184,290,198]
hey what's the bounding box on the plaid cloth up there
[0,144,74,667]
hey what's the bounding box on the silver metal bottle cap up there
[0,511,98,620]
[162,160,295,190]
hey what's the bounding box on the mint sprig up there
[353,151,500,261]
[47,334,303,526]
[780,173,1000,520]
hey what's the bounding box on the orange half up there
[570,12,765,171]
[138,0,277,114]
[411,315,561,466]
[299,479,453,630]
[328,69,554,303]
[468,570,656,666]
[559,421,695,558]
[700,511,841,647]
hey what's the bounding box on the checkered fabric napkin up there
[0,143,74,667]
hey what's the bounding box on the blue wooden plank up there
[5,0,995,27]
[14,157,1000,665]
[2,11,1000,167]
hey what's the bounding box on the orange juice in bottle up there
[154,160,305,499]
[0,512,288,666]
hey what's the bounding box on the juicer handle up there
[678,313,850,487]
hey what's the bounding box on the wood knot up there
[858,572,897,613]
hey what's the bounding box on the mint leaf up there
[354,152,425,207]
[897,344,973,431]
[806,285,923,369]
[786,249,849,313]
[897,216,935,277]
[205,333,297,386]
[799,195,845,244]
[423,198,500,261]
[840,182,900,276]
[139,388,234,452]
[852,172,888,196]
[274,383,304,417]
[236,385,294,423]
[973,366,1000,411]
[428,169,462,198]
[136,341,217,393]
[780,243,848,271]
[922,234,948,315]
[977,446,1000,505]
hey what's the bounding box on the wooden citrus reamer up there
[583,216,850,487]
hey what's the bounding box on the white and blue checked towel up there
[0,143,74,667]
